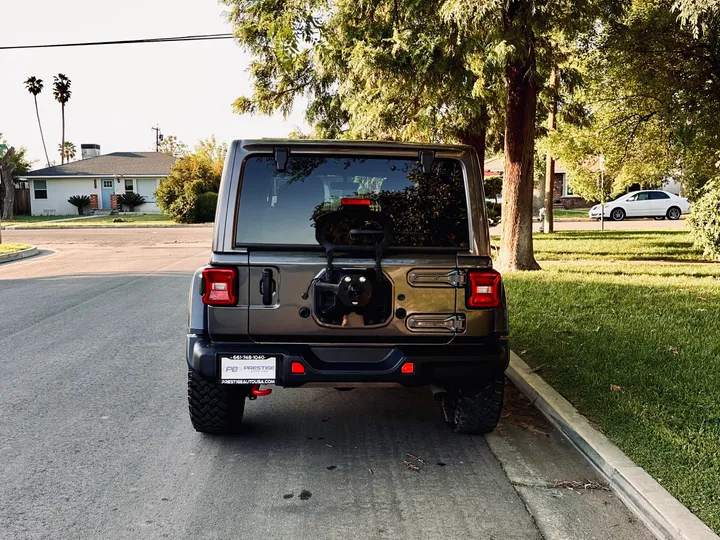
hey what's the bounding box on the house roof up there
[21,152,177,178]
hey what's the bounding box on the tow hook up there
[249,385,272,399]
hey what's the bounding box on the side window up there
[124,179,134,193]
[650,192,669,200]
[34,180,48,199]
[626,194,637,202]
[636,192,650,201]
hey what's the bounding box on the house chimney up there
[81,144,101,160]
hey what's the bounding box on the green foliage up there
[0,134,32,179]
[688,179,720,260]
[67,195,91,213]
[59,142,76,162]
[117,192,146,212]
[484,176,502,201]
[194,192,218,223]
[156,137,226,223]
[548,1,720,201]
[486,201,501,226]
[157,135,189,157]
[52,74,71,104]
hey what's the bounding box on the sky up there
[0,0,309,168]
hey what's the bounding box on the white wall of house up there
[30,178,100,216]
[29,176,164,215]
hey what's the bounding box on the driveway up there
[0,228,654,540]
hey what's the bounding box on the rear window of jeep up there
[235,156,469,248]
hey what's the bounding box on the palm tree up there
[52,74,72,164]
[59,141,76,162]
[24,77,51,167]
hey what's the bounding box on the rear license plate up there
[220,355,277,384]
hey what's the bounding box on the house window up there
[562,174,575,197]
[124,179,134,193]
[34,180,48,199]
[103,179,113,188]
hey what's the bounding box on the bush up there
[195,192,218,223]
[68,194,91,215]
[688,179,720,260]
[117,192,146,212]
[486,201,501,226]
[156,147,223,223]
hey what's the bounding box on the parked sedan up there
[589,190,691,221]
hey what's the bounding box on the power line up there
[0,33,234,50]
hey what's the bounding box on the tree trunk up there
[0,147,17,220]
[61,103,66,165]
[498,50,541,271]
[35,96,51,167]
[543,66,558,234]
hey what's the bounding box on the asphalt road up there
[0,229,655,540]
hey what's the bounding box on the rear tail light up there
[202,267,237,306]
[466,270,501,309]
[341,198,371,206]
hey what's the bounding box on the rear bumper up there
[186,335,509,387]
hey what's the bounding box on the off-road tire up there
[188,370,248,434]
[443,376,505,434]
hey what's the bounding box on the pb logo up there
[225,366,239,372]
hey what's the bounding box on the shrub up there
[156,140,225,223]
[68,194,91,215]
[486,201,501,226]
[688,179,720,260]
[117,192,146,212]
[195,192,218,223]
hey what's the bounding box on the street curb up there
[0,246,39,264]
[506,351,718,540]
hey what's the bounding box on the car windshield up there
[235,155,470,248]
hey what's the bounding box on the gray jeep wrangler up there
[186,140,509,435]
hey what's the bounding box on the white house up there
[19,145,177,216]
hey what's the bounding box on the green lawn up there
[0,243,31,255]
[553,208,592,219]
[7,214,209,228]
[531,230,702,261]
[506,250,720,531]
[1,215,77,224]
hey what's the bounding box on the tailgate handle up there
[260,269,275,305]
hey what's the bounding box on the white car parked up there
[589,190,691,221]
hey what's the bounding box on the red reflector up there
[341,198,371,206]
[401,362,414,374]
[466,270,501,309]
[291,362,306,374]
[202,267,237,306]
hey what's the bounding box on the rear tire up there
[188,370,248,434]
[610,208,626,221]
[667,206,681,220]
[443,376,505,434]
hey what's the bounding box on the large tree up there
[53,74,72,165]
[0,138,31,220]
[223,0,623,270]
[548,0,720,201]
[24,77,51,167]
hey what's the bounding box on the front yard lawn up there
[506,259,720,532]
[1,215,77,224]
[531,230,701,261]
[553,208,592,219]
[9,214,208,228]
[0,243,31,255]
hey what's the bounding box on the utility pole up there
[543,67,558,234]
[151,125,163,152]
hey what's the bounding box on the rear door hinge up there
[408,269,466,288]
[406,314,466,333]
